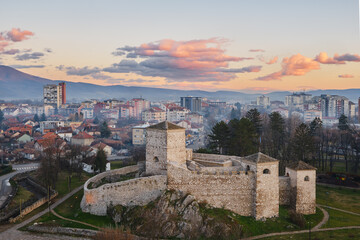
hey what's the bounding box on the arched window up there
[154,157,159,162]
[246,165,250,171]
[304,176,309,181]
[286,173,289,177]
[263,169,270,174]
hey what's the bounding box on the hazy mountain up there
[0,65,359,103]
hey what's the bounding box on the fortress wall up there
[167,163,256,216]
[254,162,279,219]
[185,148,193,161]
[279,176,291,205]
[81,166,167,216]
[192,153,242,162]
[295,170,316,214]
[146,129,168,175]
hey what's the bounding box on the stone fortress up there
[81,121,316,220]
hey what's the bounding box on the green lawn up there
[54,172,91,197]
[262,228,360,239]
[53,189,115,228]
[110,159,136,170]
[201,206,323,238]
[317,185,360,214]
[322,208,360,228]
[33,212,98,230]
[8,185,34,209]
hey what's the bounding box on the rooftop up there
[147,121,184,130]
[243,152,279,163]
[287,161,317,170]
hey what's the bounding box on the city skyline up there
[1,0,360,92]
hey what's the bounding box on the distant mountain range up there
[0,65,359,103]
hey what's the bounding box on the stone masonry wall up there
[279,176,291,205]
[166,130,186,166]
[167,163,256,217]
[81,165,167,216]
[146,129,168,175]
[255,162,279,219]
[295,170,316,214]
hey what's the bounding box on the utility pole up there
[19,199,22,217]
[47,185,50,216]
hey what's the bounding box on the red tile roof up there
[73,131,94,139]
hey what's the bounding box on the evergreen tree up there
[0,109,3,125]
[268,112,285,159]
[75,113,79,121]
[230,108,240,120]
[309,117,322,136]
[94,148,107,172]
[93,116,99,124]
[100,121,111,138]
[246,108,262,135]
[338,114,349,131]
[228,118,258,156]
[40,113,47,121]
[293,123,314,162]
[34,113,40,122]
[208,121,230,154]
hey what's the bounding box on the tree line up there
[206,109,360,175]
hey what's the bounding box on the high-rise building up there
[43,82,66,109]
[358,98,360,122]
[285,92,312,107]
[180,97,202,112]
[59,82,66,105]
[128,98,150,119]
[256,95,270,107]
[320,94,352,118]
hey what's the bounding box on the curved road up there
[0,163,39,209]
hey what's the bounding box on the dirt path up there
[51,208,101,230]
[312,205,329,230]
[243,204,360,240]
[243,226,360,240]
[318,204,360,216]
[0,185,87,240]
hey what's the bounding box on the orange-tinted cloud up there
[266,56,278,64]
[338,74,354,78]
[315,52,345,64]
[104,38,260,82]
[315,52,360,64]
[6,28,34,42]
[0,28,34,55]
[256,53,320,81]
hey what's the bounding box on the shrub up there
[288,209,306,228]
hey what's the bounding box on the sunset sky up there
[0,0,359,92]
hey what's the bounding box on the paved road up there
[0,163,39,209]
[0,185,88,240]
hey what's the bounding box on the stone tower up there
[145,121,186,175]
[286,161,316,214]
[243,153,279,220]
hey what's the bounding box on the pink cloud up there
[0,42,9,51]
[256,53,320,81]
[315,52,345,64]
[6,28,34,42]
[266,56,278,64]
[105,38,260,82]
[338,74,354,78]
[315,52,360,64]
